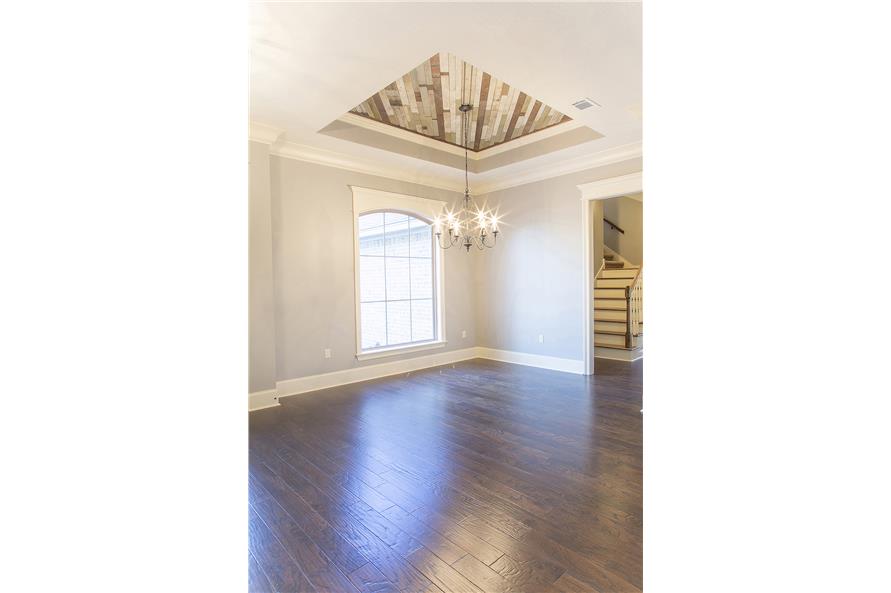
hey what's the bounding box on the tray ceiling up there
[349,52,572,152]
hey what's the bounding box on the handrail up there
[604,218,625,234]
[628,263,643,291]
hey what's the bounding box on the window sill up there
[356,340,447,361]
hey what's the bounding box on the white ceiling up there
[250,2,641,192]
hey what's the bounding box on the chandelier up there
[434,86,500,252]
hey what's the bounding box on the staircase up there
[594,248,643,361]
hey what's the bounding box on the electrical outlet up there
[324,348,331,359]
[538,334,544,344]
[461,330,467,338]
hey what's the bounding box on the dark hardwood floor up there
[249,358,642,593]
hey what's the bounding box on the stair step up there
[594,287,625,298]
[596,278,634,288]
[594,329,627,336]
[603,254,615,260]
[594,308,628,321]
[604,261,624,269]
[594,342,638,351]
[594,320,627,332]
[594,301,627,311]
[593,333,628,347]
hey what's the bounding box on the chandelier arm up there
[435,232,457,250]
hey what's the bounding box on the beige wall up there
[603,195,643,265]
[248,142,277,392]
[265,156,477,383]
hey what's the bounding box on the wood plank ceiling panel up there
[349,53,572,152]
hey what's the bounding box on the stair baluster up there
[625,265,643,348]
[624,286,633,348]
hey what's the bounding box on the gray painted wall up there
[604,196,643,265]
[268,157,477,382]
[475,158,643,361]
[248,147,642,390]
[248,142,277,392]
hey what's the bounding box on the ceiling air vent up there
[572,97,601,111]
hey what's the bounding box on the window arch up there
[357,210,437,352]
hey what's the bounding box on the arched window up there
[357,210,437,352]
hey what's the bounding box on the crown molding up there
[270,140,466,193]
[475,141,642,194]
[249,122,285,145]
[337,112,584,162]
[253,119,642,196]
[577,171,643,201]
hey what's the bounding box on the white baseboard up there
[248,388,279,411]
[594,346,643,362]
[476,347,586,374]
[276,347,479,400]
[261,346,588,407]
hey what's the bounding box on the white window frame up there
[351,186,447,361]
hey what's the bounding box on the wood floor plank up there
[450,554,515,593]
[278,425,390,489]
[259,451,436,593]
[406,546,486,593]
[489,552,565,589]
[249,461,368,574]
[265,444,447,592]
[380,505,468,565]
[274,428,639,585]
[250,358,643,592]
[249,473,272,506]
[372,479,426,513]
[250,496,361,593]
[248,551,273,593]
[410,505,504,566]
[549,572,603,592]
[348,562,401,593]
[458,514,639,593]
[248,506,315,593]
[275,440,388,513]
[376,466,533,541]
[311,383,643,580]
[345,501,426,559]
[332,391,641,533]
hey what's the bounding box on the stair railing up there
[624,265,643,348]
[604,218,625,234]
